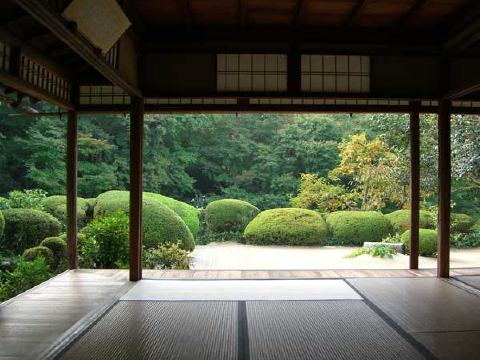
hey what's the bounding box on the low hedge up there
[451,213,474,233]
[325,211,392,246]
[206,199,260,233]
[244,208,328,245]
[144,192,200,237]
[42,195,91,229]
[2,209,61,254]
[94,191,194,250]
[401,229,437,257]
[385,209,433,234]
[40,237,67,268]
[22,246,55,268]
[0,210,4,239]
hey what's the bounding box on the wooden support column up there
[129,96,144,281]
[66,110,78,269]
[437,99,451,278]
[409,102,420,270]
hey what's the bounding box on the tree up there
[329,133,401,210]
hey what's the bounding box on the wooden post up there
[437,99,451,278]
[66,110,78,269]
[129,96,144,281]
[409,102,420,270]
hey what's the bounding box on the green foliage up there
[451,213,474,233]
[95,190,194,250]
[450,232,480,248]
[385,209,434,234]
[42,195,91,229]
[144,192,200,237]
[22,246,55,268]
[143,243,190,270]
[325,211,392,246]
[0,196,9,210]
[382,232,403,244]
[0,210,4,239]
[244,208,328,245]
[1,209,61,254]
[197,231,243,245]
[205,199,260,233]
[401,229,438,257]
[59,232,99,268]
[0,256,52,301]
[5,189,47,210]
[291,173,359,211]
[40,237,67,269]
[346,244,397,259]
[81,211,129,268]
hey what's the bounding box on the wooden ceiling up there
[132,0,468,29]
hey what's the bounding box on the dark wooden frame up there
[409,101,420,270]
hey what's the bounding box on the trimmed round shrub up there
[325,211,392,246]
[206,199,260,233]
[40,237,67,266]
[401,229,437,257]
[42,196,91,229]
[0,210,4,238]
[244,208,328,245]
[385,209,433,234]
[144,192,200,238]
[2,209,61,254]
[22,246,55,268]
[451,213,474,233]
[95,191,194,250]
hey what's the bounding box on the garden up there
[1,108,479,301]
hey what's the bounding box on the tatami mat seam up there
[344,279,438,360]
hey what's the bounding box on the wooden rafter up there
[177,0,193,29]
[291,0,310,28]
[395,0,427,28]
[344,0,368,26]
[12,0,141,97]
[444,0,480,52]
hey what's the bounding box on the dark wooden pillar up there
[66,110,78,269]
[437,99,451,278]
[409,102,420,269]
[129,96,144,281]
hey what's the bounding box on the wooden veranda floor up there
[1,268,479,360]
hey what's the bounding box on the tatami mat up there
[455,275,480,290]
[60,300,427,360]
[61,301,238,360]
[347,278,480,332]
[120,279,361,301]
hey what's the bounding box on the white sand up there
[190,241,480,270]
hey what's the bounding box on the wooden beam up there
[444,0,480,52]
[409,101,420,270]
[395,0,427,28]
[239,0,248,28]
[0,69,74,110]
[344,0,368,26]
[291,0,310,28]
[437,99,451,278]
[177,0,193,29]
[13,0,141,97]
[129,96,144,281]
[66,110,78,269]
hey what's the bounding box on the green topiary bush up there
[1,209,61,254]
[401,229,437,257]
[144,192,200,238]
[22,246,55,268]
[244,208,328,245]
[40,237,67,269]
[42,195,91,229]
[0,210,4,239]
[95,191,194,251]
[206,199,260,233]
[385,209,433,234]
[325,211,392,246]
[451,213,474,233]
